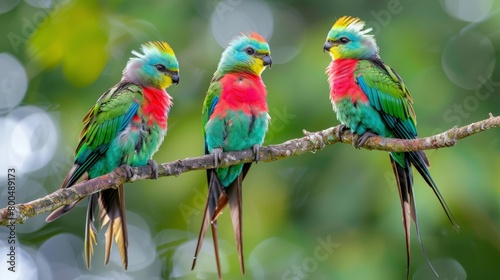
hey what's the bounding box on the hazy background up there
[1,0,499,279]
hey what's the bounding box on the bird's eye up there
[245,47,255,55]
[339,37,350,44]
[155,64,167,72]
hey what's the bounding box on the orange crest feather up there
[248,32,267,43]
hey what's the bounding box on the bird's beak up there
[262,54,273,68]
[171,73,180,85]
[323,40,334,53]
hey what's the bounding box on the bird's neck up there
[122,59,143,85]
[327,58,368,103]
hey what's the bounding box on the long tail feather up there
[84,194,98,269]
[227,173,244,274]
[192,169,225,275]
[391,155,438,279]
[391,156,413,279]
[408,151,459,230]
[240,163,252,181]
[191,189,211,270]
[98,185,128,269]
[211,220,222,280]
[193,164,251,278]
[46,197,86,222]
[46,165,88,222]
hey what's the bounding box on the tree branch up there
[1,114,499,226]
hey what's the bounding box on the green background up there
[1,0,499,279]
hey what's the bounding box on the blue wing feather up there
[208,96,219,118]
[66,97,140,188]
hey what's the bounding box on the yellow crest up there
[332,16,372,35]
[143,41,175,56]
[132,41,176,59]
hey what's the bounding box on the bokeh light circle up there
[6,106,59,174]
[0,53,28,111]
[24,0,52,9]
[413,258,467,280]
[0,177,48,233]
[0,240,39,279]
[210,0,273,47]
[120,212,158,272]
[0,0,21,14]
[441,0,493,22]
[268,3,306,64]
[37,233,83,279]
[248,237,305,279]
[36,214,160,278]
[442,31,495,90]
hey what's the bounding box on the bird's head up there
[122,41,180,89]
[323,16,379,60]
[218,32,272,76]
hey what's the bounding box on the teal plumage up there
[192,33,272,280]
[324,16,459,278]
[46,41,180,270]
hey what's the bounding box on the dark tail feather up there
[192,169,226,280]
[409,151,459,230]
[227,172,245,275]
[46,197,86,222]
[240,163,252,181]
[98,185,129,270]
[211,218,222,280]
[84,194,98,269]
[391,155,438,279]
[391,157,412,279]
[46,165,88,222]
[192,165,251,278]
[191,187,211,271]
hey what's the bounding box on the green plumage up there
[205,108,268,186]
[325,16,459,279]
[46,41,179,271]
[193,33,272,280]
[68,83,167,184]
[355,60,417,167]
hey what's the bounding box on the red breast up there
[327,59,368,103]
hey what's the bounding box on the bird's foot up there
[336,124,349,140]
[354,131,377,149]
[252,144,261,163]
[212,148,223,168]
[119,164,134,179]
[148,159,159,179]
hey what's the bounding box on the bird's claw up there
[336,124,349,140]
[148,159,159,179]
[212,148,223,168]
[252,144,261,163]
[119,164,134,179]
[354,131,377,149]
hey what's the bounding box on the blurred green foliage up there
[2,0,500,279]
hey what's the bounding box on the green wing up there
[202,74,223,155]
[65,82,143,187]
[355,59,417,139]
